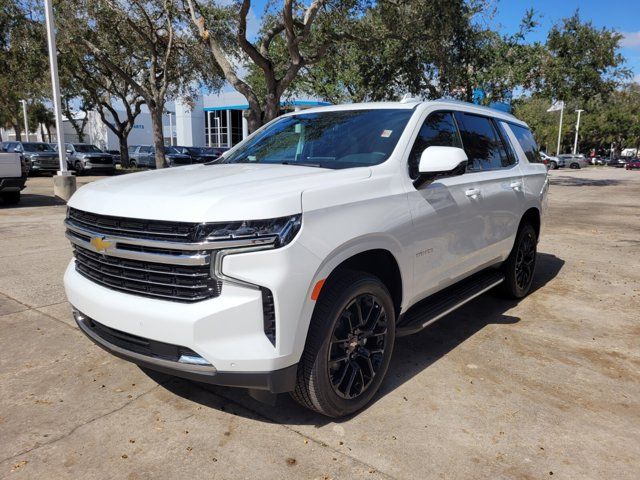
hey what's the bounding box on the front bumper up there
[0,175,27,192]
[84,162,115,170]
[74,309,297,392]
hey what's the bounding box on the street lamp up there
[165,110,174,146]
[43,0,76,200]
[20,100,29,142]
[573,109,584,155]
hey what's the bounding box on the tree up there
[539,11,630,103]
[59,0,220,168]
[0,0,48,141]
[184,0,365,132]
[28,102,55,142]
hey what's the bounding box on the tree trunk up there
[119,135,130,168]
[45,125,52,143]
[13,123,22,142]
[150,105,166,169]
[264,97,280,125]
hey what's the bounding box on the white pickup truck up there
[64,100,548,417]
[0,153,28,205]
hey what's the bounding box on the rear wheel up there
[549,161,557,170]
[1,191,20,205]
[500,223,537,298]
[570,162,580,169]
[74,161,84,175]
[291,270,395,417]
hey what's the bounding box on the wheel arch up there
[520,207,541,240]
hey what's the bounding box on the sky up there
[244,0,640,82]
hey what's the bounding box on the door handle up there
[465,188,481,198]
[510,181,523,191]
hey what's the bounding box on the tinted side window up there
[509,124,541,163]
[453,113,511,171]
[141,146,152,153]
[408,111,462,179]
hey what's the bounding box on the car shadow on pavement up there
[147,252,564,425]
[550,176,623,187]
[0,193,66,209]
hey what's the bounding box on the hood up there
[68,163,371,222]
[26,152,57,157]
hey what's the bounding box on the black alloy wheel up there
[328,294,389,400]
[291,270,396,417]
[500,223,538,299]
[514,229,536,291]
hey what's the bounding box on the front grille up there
[73,245,221,302]
[68,207,198,242]
[89,156,112,165]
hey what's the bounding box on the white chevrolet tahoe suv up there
[64,100,548,417]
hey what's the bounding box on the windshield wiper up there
[280,161,322,168]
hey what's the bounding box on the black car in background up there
[607,157,629,168]
[129,145,192,168]
[174,146,227,164]
[0,141,59,175]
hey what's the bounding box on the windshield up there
[164,146,180,154]
[23,142,54,152]
[74,144,102,153]
[222,109,412,169]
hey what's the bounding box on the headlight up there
[195,214,301,249]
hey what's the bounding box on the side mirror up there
[419,146,468,177]
[66,148,72,153]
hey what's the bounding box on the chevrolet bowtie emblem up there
[90,236,112,252]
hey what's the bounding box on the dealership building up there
[1,90,329,150]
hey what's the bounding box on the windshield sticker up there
[381,130,392,138]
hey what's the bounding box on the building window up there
[204,109,245,148]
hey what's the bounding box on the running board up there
[396,270,504,337]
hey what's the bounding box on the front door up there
[407,111,489,303]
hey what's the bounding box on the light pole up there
[20,100,29,142]
[573,109,584,155]
[165,111,174,146]
[43,0,76,200]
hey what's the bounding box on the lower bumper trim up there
[74,310,298,393]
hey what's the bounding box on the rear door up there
[452,112,526,265]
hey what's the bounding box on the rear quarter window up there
[509,124,541,163]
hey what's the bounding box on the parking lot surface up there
[1,168,639,479]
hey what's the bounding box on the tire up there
[74,161,84,175]
[129,160,137,169]
[1,191,20,205]
[570,162,580,169]
[500,223,537,299]
[291,270,396,417]
[549,161,557,170]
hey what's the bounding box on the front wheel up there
[291,270,395,417]
[500,223,538,298]
[570,162,580,169]
[549,161,557,170]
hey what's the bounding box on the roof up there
[282,99,526,125]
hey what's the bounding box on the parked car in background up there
[60,143,115,175]
[625,159,640,170]
[540,151,559,169]
[558,154,588,169]
[49,143,73,170]
[607,157,628,168]
[0,152,28,204]
[129,145,192,168]
[0,141,59,175]
[174,146,227,164]
[107,150,121,166]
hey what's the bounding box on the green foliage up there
[0,0,48,137]
[539,11,631,103]
[514,85,640,155]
